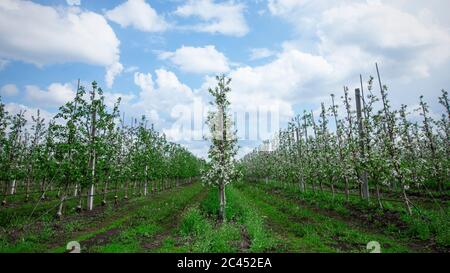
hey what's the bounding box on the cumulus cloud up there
[110,69,198,132]
[0,84,18,97]
[229,49,333,103]
[267,0,450,81]
[105,62,124,88]
[134,69,194,110]
[134,71,154,94]
[0,0,122,87]
[175,0,249,37]
[5,103,56,129]
[159,45,229,74]
[105,0,168,32]
[103,91,135,109]
[194,48,334,144]
[25,83,75,108]
[127,69,212,145]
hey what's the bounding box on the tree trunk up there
[344,177,350,202]
[376,184,383,209]
[76,189,82,213]
[361,172,369,200]
[10,180,16,195]
[40,178,46,200]
[87,183,94,210]
[25,178,31,202]
[114,182,119,206]
[102,181,108,206]
[1,180,7,206]
[402,186,412,215]
[331,182,335,200]
[124,181,129,200]
[56,184,69,218]
[219,182,226,222]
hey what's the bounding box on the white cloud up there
[229,49,333,103]
[267,1,450,81]
[130,70,196,124]
[105,0,168,32]
[249,48,276,60]
[25,83,75,108]
[0,0,122,87]
[105,62,124,88]
[66,0,81,6]
[323,2,449,78]
[195,48,333,145]
[103,91,135,109]
[134,71,154,95]
[175,0,249,37]
[127,69,213,143]
[5,103,55,129]
[159,45,229,74]
[0,84,18,97]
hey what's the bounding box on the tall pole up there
[355,88,369,200]
[87,83,97,211]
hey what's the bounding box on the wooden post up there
[87,83,97,211]
[355,88,369,201]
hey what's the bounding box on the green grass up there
[235,182,413,253]
[177,185,276,253]
[86,183,205,253]
[248,180,450,249]
[0,182,205,253]
[227,186,276,252]
[179,207,241,253]
[1,180,447,253]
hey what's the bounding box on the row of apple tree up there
[0,81,203,217]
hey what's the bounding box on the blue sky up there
[1,0,449,158]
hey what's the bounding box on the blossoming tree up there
[202,75,239,222]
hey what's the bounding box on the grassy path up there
[0,182,206,253]
[64,182,207,253]
[232,183,417,253]
[2,180,446,253]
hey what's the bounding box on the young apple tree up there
[202,75,240,222]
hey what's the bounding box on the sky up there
[0,0,449,158]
